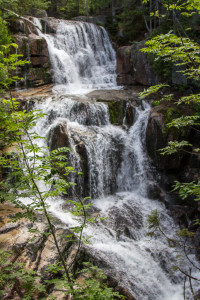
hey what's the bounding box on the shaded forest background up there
[1,0,199,46]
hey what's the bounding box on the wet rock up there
[107,100,135,126]
[30,56,49,67]
[116,46,134,85]
[195,227,200,261]
[169,205,193,227]
[131,41,161,86]
[13,35,51,86]
[8,19,27,34]
[108,101,125,125]
[11,19,52,88]
[116,42,161,86]
[108,203,143,241]
[87,87,144,102]
[40,18,60,34]
[145,101,200,198]
[146,104,191,171]
[76,142,90,196]
[29,34,49,57]
[181,131,200,183]
[117,46,132,74]
[147,184,164,201]
[0,203,133,299]
[0,223,20,234]
[125,103,135,126]
[172,63,187,85]
[48,122,70,151]
[28,67,52,87]
[117,74,134,86]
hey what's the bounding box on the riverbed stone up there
[48,122,70,151]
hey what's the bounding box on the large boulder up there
[116,46,134,85]
[131,42,160,86]
[146,103,192,170]
[146,102,200,186]
[146,104,183,170]
[116,42,161,86]
[29,33,49,57]
[48,122,70,151]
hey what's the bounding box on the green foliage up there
[160,140,192,155]
[149,54,173,81]
[176,93,200,105]
[0,250,46,299]
[152,100,160,107]
[0,0,50,16]
[142,0,200,41]
[117,2,146,44]
[142,33,200,81]
[176,228,195,238]
[0,44,124,300]
[139,84,169,98]
[0,15,11,46]
[0,44,29,91]
[167,115,200,129]
[45,262,124,300]
[142,2,200,294]
[173,181,200,202]
[47,0,111,19]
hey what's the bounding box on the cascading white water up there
[23,19,199,299]
[117,102,151,195]
[32,95,199,300]
[32,17,118,94]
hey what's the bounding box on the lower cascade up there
[14,18,199,299]
[31,95,198,300]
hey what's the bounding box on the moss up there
[162,107,189,139]
[125,48,131,56]
[108,101,124,125]
[152,100,161,107]
[28,67,52,87]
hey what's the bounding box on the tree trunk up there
[86,0,89,21]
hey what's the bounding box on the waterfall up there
[32,95,199,300]
[22,18,199,299]
[32,18,118,94]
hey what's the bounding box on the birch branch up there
[2,8,42,32]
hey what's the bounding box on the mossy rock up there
[107,101,135,126]
[108,101,124,125]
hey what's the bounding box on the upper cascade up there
[32,17,118,94]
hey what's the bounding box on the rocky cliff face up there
[116,41,161,86]
[145,102,200,252]
[9,18,52,88]
[0,203,135,300]
[146,102,200,186]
